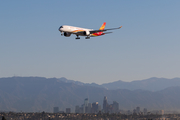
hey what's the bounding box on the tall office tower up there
[92,102,99,113]
[87,103,92,113]
[133,109,137,114]
[103,96,109,113]
[136,107,140,114]
[98,105,101,112]
[84,98,89,107]
[84,98,89,113]
[75,105,80,113]
[112,101,119,113]
[79,106,83,113]
[143,108,147,115]
[66,108,71,113]
[108,104,113,113]
[82,104,85,113]
[85,106,88,113]
[53,107,59,113]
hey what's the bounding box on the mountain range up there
[59,77,180,91]
[0,77,180,112]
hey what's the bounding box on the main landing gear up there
[75,35,90,39]
[85,36,90,39]
[76,35,80,39]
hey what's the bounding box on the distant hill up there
[1,77,180,112]
[101,77,180,91]
[58,77,180,91]
[58,77,103,88]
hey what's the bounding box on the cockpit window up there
[60,26,63,28]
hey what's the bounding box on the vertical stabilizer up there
[99,22,106,30]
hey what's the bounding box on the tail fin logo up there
[99,22,106,30]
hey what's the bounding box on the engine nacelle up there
[64,32,71,37]
[83,30,90,36]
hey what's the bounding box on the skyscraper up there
[84,98,89,113]
[136,107,140,114]
[87,103,92,113]
[103,96,109,113]
[84,98,89,107]
[75,105,80,113]
[143,108,147,115]
[112,101,119,113]
[92,102,99,113]
[66,108,71,113]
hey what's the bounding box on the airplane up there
[58,22,122,39]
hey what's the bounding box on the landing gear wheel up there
[76,35,80,39]
[85,36,90,39]
[76,37,80,39]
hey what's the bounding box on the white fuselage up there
[59,25,93,36]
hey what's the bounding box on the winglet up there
[120,26,122,28]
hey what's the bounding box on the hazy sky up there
[1,1,180,84]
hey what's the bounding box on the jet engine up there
[83,30,90,36]
[64,32,71,37]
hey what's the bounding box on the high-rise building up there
[82,104,85,113]
[98,105,101,112]
[53,107,59,113]
[109,104,113,113]
[103,96,109,113]
[66,108,71,113]
[87,103,92,113]
[112,101,119,113]
[136,107,140,114]
[92,102,99,113]
[143,108,147,115]
[84,98,89,113]
[79,106,83,113]
[133,109,137,114]
[84,98,89,107]
[75,105,80,113]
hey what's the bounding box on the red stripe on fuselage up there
[92,32,104,36]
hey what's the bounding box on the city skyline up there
[53,96,166,115]
[1,76,180,112]
[54,96,120,114]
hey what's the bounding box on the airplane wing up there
[103,32,113,34]
[72,26,122,35]
[71,30,86,35]
[89,26,122,34]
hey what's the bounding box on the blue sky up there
[1,1,180,84]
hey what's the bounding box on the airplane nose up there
[59,26,63,32]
